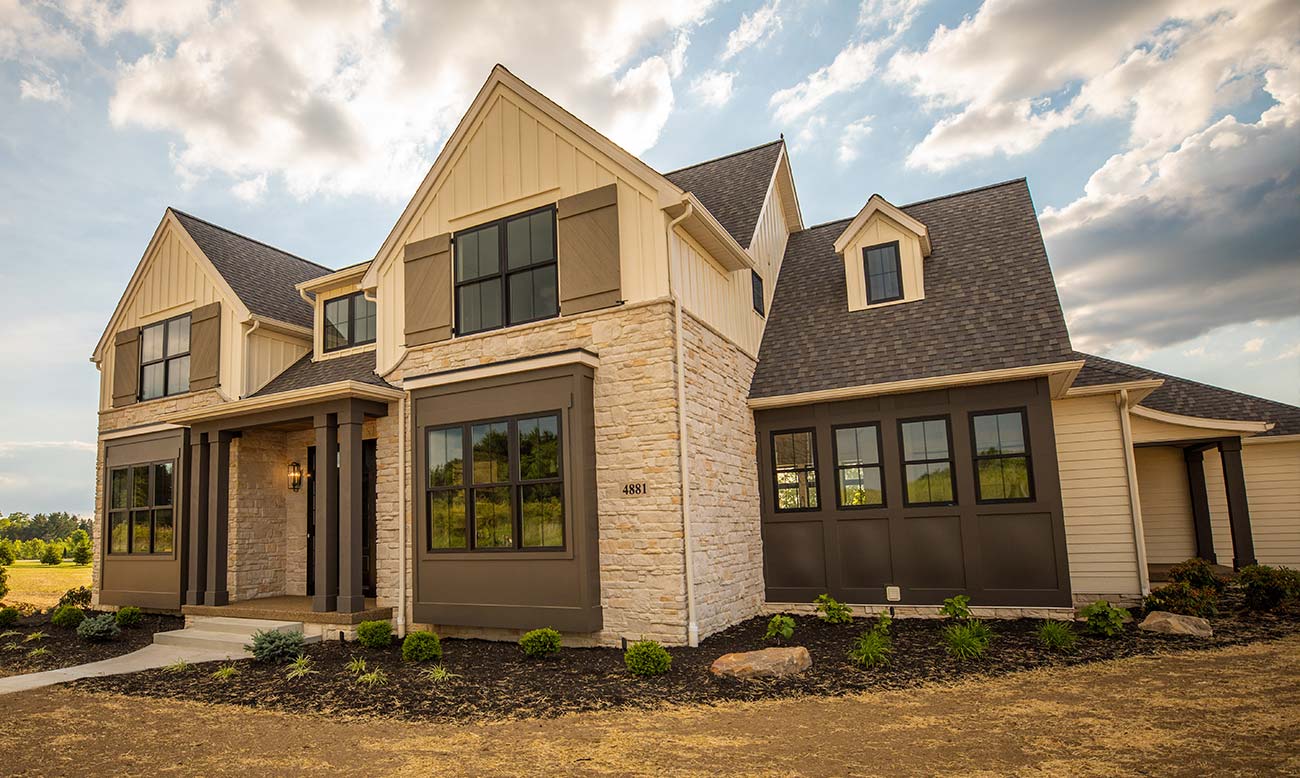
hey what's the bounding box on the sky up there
[0,0,1297,517]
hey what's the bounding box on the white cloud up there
[691,69,735,107]
[0,0,82,62]
[790,115,826,151]
[1243,337,1265,353]
[721,0,782,61]
[18,74,65,103]
[0,440,96,457]
[230,173,268,203]
[837,114,873,162]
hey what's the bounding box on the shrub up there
[115,606,143,628]
[0,565,8,601]
[285,655,317,680]
[1167,557,1227,594]
[0,607,18,628]
[519,627,562,658]
[356,620,393,649]
[624,639,672,676]
[764,614,795,644]
[21,539,46,561]
[401,630,442,662]
[50,604,85,629]
[813,593,853,625]
[939,594,973,620]
[76,613,121,643]
[1037,620,1076,652]
[1143,581,1217,618]
[942,621,989,660]
[1078,600,1127,638]
[247,629,306,663]
[40,543,63,566]
[57,586,93,610]
[1238,564,1300,611]
[71,542,93,567]
[0,538,15,566]
[847,627,892,669]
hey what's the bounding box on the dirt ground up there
[3,560,92,609]
[6,636,1299,777]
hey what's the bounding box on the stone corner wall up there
[227,430,288,602]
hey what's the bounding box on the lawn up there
[3,560,92,609]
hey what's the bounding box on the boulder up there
[710,647,812,679]
[1139,611,1213,638]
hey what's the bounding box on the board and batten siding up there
[1134,447,1197,564]
[244,329,310,396]
[1052,395,1142,600]
[842,212,925,312]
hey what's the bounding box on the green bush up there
[942,621,989,660]
[519,627,562,658]
[764,614,795,644]
[939,594,973,620]
[1238,564,1300,611]
[0,564,8,601]
[247,629,306,663]
[624,639,672,676]
[40,543,63,566]
[115,606,143,629]
[71,542,93,567]
[813,593,853,625]
[401,630,443,662]
[1143,581,1217,618]
[1167,557,1226,594]
[847,619,893,668]
[356,620,393,649]
[0,606,18,628]
[1037,620,1076,652]
[1078,600,1127,638]
[76,613,120,642]
[0,538,15,566]
[57,586,93,610]
[50,604,85,629]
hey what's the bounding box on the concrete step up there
[153,629,258,653]
[189,616,305,636]
[153,618,321,654]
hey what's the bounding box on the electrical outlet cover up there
[885,585,901,602]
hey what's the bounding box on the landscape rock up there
[709,646,812,679]
[1139,611,1212,638]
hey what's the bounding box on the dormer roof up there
[833,194,931,257]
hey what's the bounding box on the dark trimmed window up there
[139,314,190,400]
[773,429,819,511]
[863,241,903,305]
[455,206,557,336]
[751,270,765,316]
[834,424,884,507]
[323,291,376,352]
[426,412,564,551]
[107,461,175,555]
[900,417,955,506]
[972,409,1033,502]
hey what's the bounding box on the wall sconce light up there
[288,461,303,492]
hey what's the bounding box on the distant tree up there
[0,537,15,566]
[40,542,64,566]
[22,538,47,561]
[68,529,93,566]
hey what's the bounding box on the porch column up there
[1219,438,1256,570]
[1183,448,1217,564]
[204,431,233,606]
[313,412,340,612]
[185,431,210,605]
[337,402,366,613]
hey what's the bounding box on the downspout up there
[1118,389,1151,595]
[241,318,261,399]
[397,392,408,637]
[667,199,699,647]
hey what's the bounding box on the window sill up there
[318,343,377,362]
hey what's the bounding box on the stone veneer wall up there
[227,430,288,602]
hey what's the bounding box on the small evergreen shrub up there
[1078,600,1127,638]
[71,542,93,566]
[939,594,973,620]
[1238,564,1300,611]
[764,614,795,644]
[356,620,393,649]
[115,606,143,628]
[0,606,18,628]
[40,543,63,566]
[50,604,85,629]
[0,537,16,566]
[519,627,562,658]
[76,613,121,642]
[0,564,7,601]
[247,629,306,663]
[1167,557,1227,593]
[1037,620,1076,652]
[57,586,93,610]
[814,593,853,624]
[847,618,893,669]
[1143,581,1217,618]
[942,621,989,660]
[402,630,443,662]
[624,639,672,676]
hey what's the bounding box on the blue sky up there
[1,0,1297,516]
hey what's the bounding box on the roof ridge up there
[1078,351,1300,411]
[662,138,783,176]
[169,208,334,273]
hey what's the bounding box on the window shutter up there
[404,232,453,346]
[557,184,621,315]
[111,328,141,407]
[189,302,221,391]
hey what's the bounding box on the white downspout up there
[240,318,261,399]
[397,392,408,637]
[1118,389,1151,595]
[667,199,699,647]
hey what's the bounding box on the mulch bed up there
[73,592,1299,723]
[0,611,184,678]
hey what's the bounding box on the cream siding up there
[841,213,925,312]
[309,278,372,361]
[1234,441,1300,567]
[1134,447,1197,564]
[244,329,310,396]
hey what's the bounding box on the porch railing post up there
[204,431,233,606]
[186,431,210,605]
[337,401,366,613]
[313,412,340,612]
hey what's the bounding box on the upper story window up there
[323,291,377,352]
[972,409,1033,502]
[772,429,819,511]
[455,206,558,336]
[140,314,190,400]
[751,270,765,316]
[108,460,175,555]
[900,416,955,506]
[863,242,903,305]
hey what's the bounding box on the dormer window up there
[864,242,902,305]
[324,291,377,352]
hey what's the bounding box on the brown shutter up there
[557,183,621,315]
[188,302,221,391]
[404,232,453,346]
[111,328,141,408]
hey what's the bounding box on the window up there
[751,270,765,316]
[863,241,903,305]
[972,409,1033,502]
[900,417,955,506]
[834,424,884,508]
[426,412,564,551]
[323,292,376,352]
[772,430,819,511]
[455,207,557,336]
[139,314,190,400]
[107,461,175,554]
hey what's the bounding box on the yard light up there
[288,461,303,492]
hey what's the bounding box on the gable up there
[839,210,927,311]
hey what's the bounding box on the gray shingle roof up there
[664,140,783,247]
[252,351,394,398]
[171,209,332,329]
[1073,351,1300,436]
[750,179,1075,399]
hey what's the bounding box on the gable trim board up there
[833,194,932,257]
[1130,405,1273,435]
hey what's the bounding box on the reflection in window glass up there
[471,422,510,484]
[521,483,563,548]
[138,314,192,400]
[473,486,513,548]
[835,425,884,507]
[153,509,174,553]
[427,489,467,550]
[455,209,557,336]
[108,461,175,554]
[864,243,902,304]
[110,514,130,554]
[900,418,955,506]
[973,410,1032,501]
[518,415,560,480]
[773,430,818,510]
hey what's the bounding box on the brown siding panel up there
[112,328,141,407]
[557,184,621,315]
[404,233,453,346]
[189,302,221,391]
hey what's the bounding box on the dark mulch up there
[0,611,184,678]
[74,593,1299,723]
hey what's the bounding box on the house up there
[89,65,1300,645]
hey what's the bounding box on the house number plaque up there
[622,482,648,496]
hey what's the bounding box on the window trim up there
[862,240,904,305]
[831,422,887,510]
[770,427,821,514]
[453,204,559,337]
[897,414,957,508]
[969,407,1036,504]
[138,312,191,401]
[322,291,377,353]
[751,269,766,316]
[106,459,177,557]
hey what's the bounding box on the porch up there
[182,595,392,625]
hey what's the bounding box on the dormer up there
[833,195,932,312]
[297,263,376,361]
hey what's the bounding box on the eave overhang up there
[162,380,403,426]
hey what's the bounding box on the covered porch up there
[183,595,392,625]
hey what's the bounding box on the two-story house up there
[90,66,1300,646]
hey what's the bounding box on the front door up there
[305,441,377,599]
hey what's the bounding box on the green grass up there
[3,560,92,609]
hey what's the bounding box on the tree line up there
[0,512,94,566]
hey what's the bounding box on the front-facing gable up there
[833,195,932,312]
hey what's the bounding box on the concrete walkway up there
[0,643,247,695]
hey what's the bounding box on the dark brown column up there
[1219,438,1256,569]
[313,412,340,612]
[337,402,366,613]
[204,431,233,606]
[185,431,210,606]
[1183,448,1217,564]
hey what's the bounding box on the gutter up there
[667,198,700,647]
[1117,389,1151,596]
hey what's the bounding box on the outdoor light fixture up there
[288,461,303,492]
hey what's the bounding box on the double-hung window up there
[863,241,903,304]
[139,314,190,400]
[323,292,376,352]
[107,461,175,554]
[971,409,1033,502]
[772,429,819,511]
[900,417,955,506]
[455,207,558,336]
[834,424,884,507]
